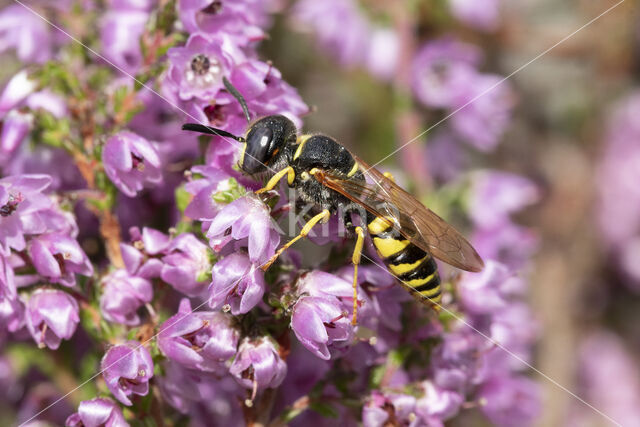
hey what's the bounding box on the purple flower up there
[100,269,153,326]
[25,288,79,349]
[0,6,52,63]
[158,299,239,371]
[412,38,481,109]
[160,233,211,296]
[166,33,241,102]
[178,0,269,46]
[450,74,514,151]
[477,375,540,427]
[25,89,68,118]
[468,171,539,228]
[472,223,538,270]
[364,391,437,427]
[0,174,52,254]
[457,260,515,316]
[120,227,169,278]
[209,253,265,314]
[291,295,353,360]
[292,0,370,67]
[102,131,163,197]
[230,337,287,391]
[101,341,154,406]
[415,381,464,421]
[448,0,500,32]
[597,92,640,287]
[184,166,235,223]
[0,252,15,300]
[100,3,150,74]
[65,397,129,427]
[0,110,32,166]
[206,195,280,264]
[0,292,24,333]
[28,233,93,287]
[571,331,640,426]
[0,70,36,115]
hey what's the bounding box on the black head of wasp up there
[183,77,484,325]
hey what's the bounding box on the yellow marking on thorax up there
[389,256,427,276]
[406,273,437,290]
[367,216,394,235]
[347,161,359,177]
[373,237,410,258]
[293,134,312,160]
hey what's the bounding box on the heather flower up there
[0,252,15,299]
[0,293,24,333]
[415,381,464,421]
[0,70,37,115]
[472,223,538,270]
[468,171,539,229]
[25,89,67,118]
[65,397,129,427]
[291,295,352,360]
[102,131,163,197]
[178,0,269,46]
[209,253,265,314]
[120,227,169,278]
[158,298,239,371]
[166,33,241,102]
[0,174,53,254]
[450,73,514,151]
[230,337,287,391]
[100,3,150,74]
[291,0,370,67]
[25,288,79,350]
[597,93,640,287]
[363,391,430,427]
[477,375,540,427]
[0,5,52,63]
[570,331,640,426]
[28,233,93,287]
[448,0,500,32]
[457,260,514,315]
[412,38,481,109]
[100,269,153,326]
[0,110,32,166]
[101,341,154,406]
[206,195,280,264]
[160,233,212,296]
[184,166,236,223]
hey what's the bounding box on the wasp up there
[183,78,484,324]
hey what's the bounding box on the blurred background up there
[1,0,640,425]
[260,1,640,425]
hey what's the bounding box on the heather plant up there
[0,1,542,426]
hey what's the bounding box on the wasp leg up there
[383,171,395,182]
[351,226,365,325]
[261,209,330,270]
[255,166,295,194]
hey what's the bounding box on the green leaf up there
[175,184,191,214]
[309,401,339,418]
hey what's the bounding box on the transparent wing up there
[314,155,484,272]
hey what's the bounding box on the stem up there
[391,3,432,197]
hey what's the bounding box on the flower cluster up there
[0,1,541,426]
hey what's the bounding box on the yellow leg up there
[261,209,330,270]
[351,226,365,325]
[255,166,295,194]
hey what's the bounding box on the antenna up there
[223,76,251,123]
[181,123,245,142]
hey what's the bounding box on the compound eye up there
[242,126,273,174]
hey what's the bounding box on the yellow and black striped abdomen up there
[367,216,442,306]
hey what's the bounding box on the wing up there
[314,155,484,272]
